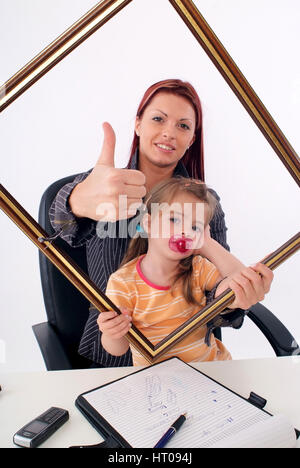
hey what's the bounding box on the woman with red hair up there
[127,79,204,181]
[50,79,273,367]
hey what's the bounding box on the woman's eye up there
[179,123,190,130]
[170,217,181,224]
[153,116,163,122]
[192,225,202,233]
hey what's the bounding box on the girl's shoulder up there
[192,254,216,274]
[192,254,205,266]
[191,255,220,291]
[191,255,204,277]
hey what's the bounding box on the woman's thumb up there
[96,122,116,167]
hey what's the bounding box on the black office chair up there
[33,176,300,371]
[33,174,93,370]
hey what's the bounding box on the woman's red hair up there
[127,79,205,181]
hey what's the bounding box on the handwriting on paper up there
[144,374,180,431]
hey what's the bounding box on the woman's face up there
[135,92,196,170]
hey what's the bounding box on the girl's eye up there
[170,216,181,224]
[192,225,202,233]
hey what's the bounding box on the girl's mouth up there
[168,236,193,253]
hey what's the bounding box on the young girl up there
[97,177,269,365]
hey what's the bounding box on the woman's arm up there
[49,170,97,248]
[206,189,230,251]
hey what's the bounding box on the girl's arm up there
[195,226,245,278]
[98,309,131,356]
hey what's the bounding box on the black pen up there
[153,413,187,448]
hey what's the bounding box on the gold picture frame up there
[0,184,299,363]
[0,0,299,364]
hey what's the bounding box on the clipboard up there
[75,357,299,448]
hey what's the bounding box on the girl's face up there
[143,191,206,261]
[135,92,196,170]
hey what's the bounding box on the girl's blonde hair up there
[120,177,217,307]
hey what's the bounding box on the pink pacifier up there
[169,235,193,253]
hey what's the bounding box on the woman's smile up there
[155,142,176,153]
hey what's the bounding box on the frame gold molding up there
[170,0,300,185]
[0,0,132,111]
[0,184,299,363]
[1,0,299,184]
[0,0,299,364]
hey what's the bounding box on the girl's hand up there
[193,225,212,254]
[202,224,212,244]
[97,307,132,339]
[216,263,274,310]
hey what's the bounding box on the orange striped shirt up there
[105,255,231,366]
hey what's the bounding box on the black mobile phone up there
[13,407,69,448]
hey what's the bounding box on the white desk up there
[1,356,300,448]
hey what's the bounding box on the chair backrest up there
[38,175,91,368]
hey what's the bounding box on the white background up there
[0,0,299,372]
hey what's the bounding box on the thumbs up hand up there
[69,123,146,222]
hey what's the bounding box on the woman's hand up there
[69,122,146,221]
[97,307,132,340]
[215,263,274,310]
